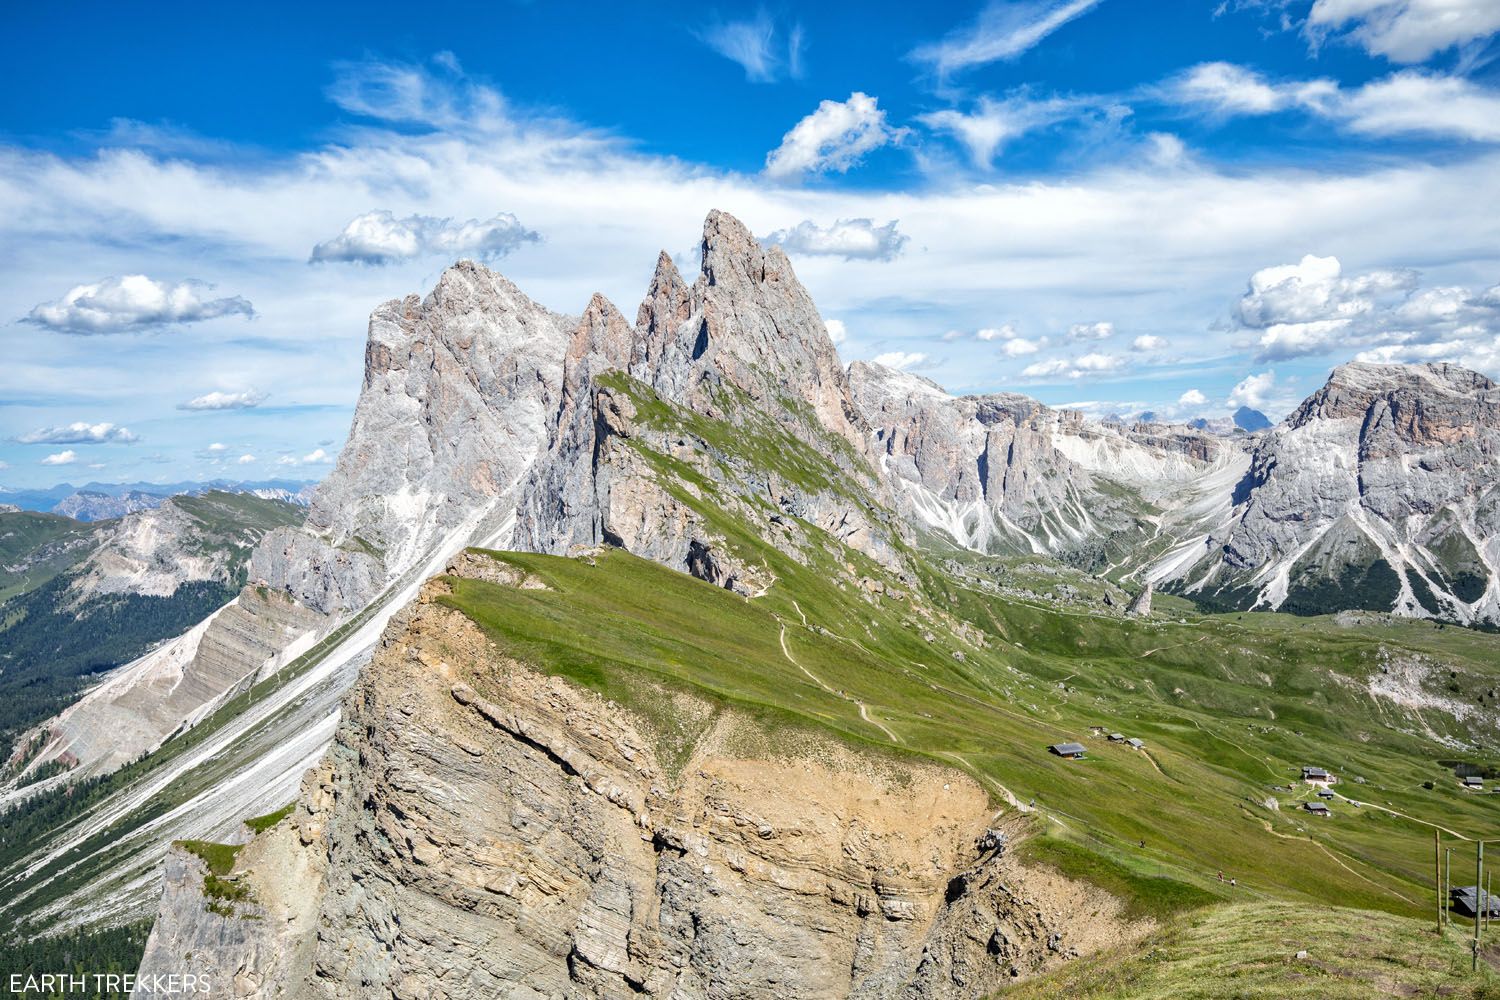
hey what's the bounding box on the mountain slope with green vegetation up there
[0,491,304,762]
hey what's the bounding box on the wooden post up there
[1476,840,1484,971]
[1437,830,1445,934]
[1447,832,1454,931]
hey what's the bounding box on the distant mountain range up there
[3,212,1498,998]
[0,479,317,521]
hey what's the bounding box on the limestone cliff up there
[1151,362,1500,621]
[134,568,1138,999]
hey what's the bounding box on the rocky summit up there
[3,212,1500,1000]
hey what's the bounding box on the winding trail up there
[776,619,901,744]
[1248,810,1419,906]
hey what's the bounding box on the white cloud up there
[1229,372,1276,408]
[764,93,905,179]
[15,421,138,444]
[920,94,1081,166]
[697,10,805,82]
[237,453,256,464]
[311,209,539,265]
[40,449,78,466]
[325,52,510,132]
[825,319,848,344]
[1022,352,1123,378]
[911,0,1104,77]
[1132,334,1168,352]
[276,447,334,467]
[1169,63,1500,143]
[1306,0,1500,63]
[178,389,268,411]
[872,351,929,370]
[977,324,1019,341]
[763,218,908,261]
[1069,321,1115,340]
[206,442,227,452]
[1001,337,1042,356]
[1337,72,1500,141]
[25,275,254,334]
[1235,254,1437,360]
[1179,388,1208,406]
[1169,62,1337,116]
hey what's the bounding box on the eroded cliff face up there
[1155,362,1500,621]
[847,360,1245,566]
[134,571,1138,999]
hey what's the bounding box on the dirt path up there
[777,620,901,744]
[1250,811,1420,906]
[1139,634,1212,658]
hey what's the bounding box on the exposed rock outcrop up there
[1153,362,1500,622]
[848,361,1246,567]
[135,582,1138,998]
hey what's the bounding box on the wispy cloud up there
[24,275,254,334]
[911,0,1104,79]
[310,210,539,265]
[1167,63,1500,142]
[919,93,1085,166]
[697,9,806,82]
[763,218,908,261]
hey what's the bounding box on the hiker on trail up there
[1230,878,1237,887]
[1218,871,1224,882]
[1139,840,1145,849]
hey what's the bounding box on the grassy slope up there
[996,902,1499,999]
[0,510,100,603]
[434,372,1500,989]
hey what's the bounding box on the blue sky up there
[3,0,1500,488]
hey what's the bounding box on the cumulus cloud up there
[910,0,1104,77]
[763,218,908,261]
[1228,372,1276,409]
[40,449,78,466]
[276,447,334,467]
[237,453,256,464]
[1069,321,1115,340]
[1022,352,1124,378]
[1306,0,1500,63]
[1132,334,1168,352]
[24,275,254,334]
[764,93,905,179]
[178,389,268,411]
[825,319,848,344]
[872,351,929,370]
[1229,253,1480,361]
[15,421,138,445]
[697,9,804,82]
[1179,388,1208,406]
[972,324,1045,354]
[311,209,540,265]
